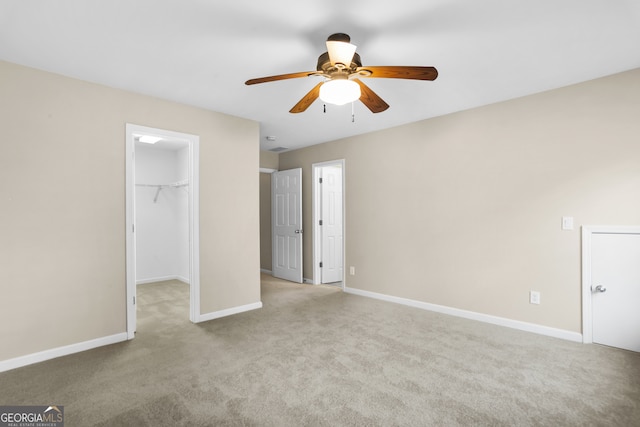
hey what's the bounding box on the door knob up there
[592,285,607,293]
[294,229,303,234]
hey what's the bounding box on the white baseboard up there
[137,275,189,285]
[0,332,128,373]
[197,301,263,323]
[344,287,582,343]
[260,268,272,275]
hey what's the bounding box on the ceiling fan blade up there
[354,79,389,113]
[245,71,316,85]
[290,82,323,113]
[358,66,438,81]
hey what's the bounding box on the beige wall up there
[0,60,260,362]
[279,68,640,333]
[260,150,279,170]
[259,173,273,271]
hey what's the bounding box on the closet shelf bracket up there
[153,186,163,203]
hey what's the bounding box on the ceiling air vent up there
[269,146,288,152]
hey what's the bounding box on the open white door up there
[321,166,343,283]
[272,168,303,283]
[590,231,640,352]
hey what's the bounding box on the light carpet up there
[0,274,638,426]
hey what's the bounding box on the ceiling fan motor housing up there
[327,33,351,43]
[316,52,362,73]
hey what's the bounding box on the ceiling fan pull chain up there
[352,101,355,122]
[323,104,326,113]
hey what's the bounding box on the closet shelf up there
[136,180,189,202]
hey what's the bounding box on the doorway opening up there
[312,160,345,288]
[125,124,201,339]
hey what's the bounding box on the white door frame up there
[125,123,201,339]
[581,225,640,344]
[312,159,346,288]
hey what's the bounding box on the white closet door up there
[272,168,303,283]
[321,166,343,283]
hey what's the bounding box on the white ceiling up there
[2,1,639,152]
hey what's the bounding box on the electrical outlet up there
[349,266,355,276]
[530,291,541,305]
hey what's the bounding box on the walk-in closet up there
[135,140,190,285]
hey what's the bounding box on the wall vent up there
[269,146,288,152]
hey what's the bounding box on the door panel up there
[321,166,343,283]
[271,169,303,283]
[591,232,640,352]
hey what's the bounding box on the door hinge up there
[133,296,136,305]
[319,219,323,226]
[319,262,323,268]
[319,177,323,184]
[132,224,135,233]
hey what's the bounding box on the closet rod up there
[135,180,189,188]
[135,180,189,203]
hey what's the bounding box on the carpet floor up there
[1,274,639,426]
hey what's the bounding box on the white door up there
[272,168,303,283]
[591,232,640,352]
[321,166,343,283]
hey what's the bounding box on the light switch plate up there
[562,216,574,230]
[530,291,541,304]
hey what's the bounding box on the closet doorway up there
[125,124,200,338]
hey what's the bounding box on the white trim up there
[197,302,263,323]
[303,277,314,284]
[344,287,582,343]
[125,126,136,339]
[581,225,640,344]
[189,140,201,324]
[312,159,346,289]
[260,167,277,174]
[260,268,273,275]
[582,227,594,344]
[136,275,190,285]
[0,333,128,373]
[126,124,201,339]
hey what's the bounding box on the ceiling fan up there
[245,33,438,114]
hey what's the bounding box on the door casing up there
[126,123,201,339]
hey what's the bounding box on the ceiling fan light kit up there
[245,33,438,114]
[319,78,361,105]
[326,40,357,67]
